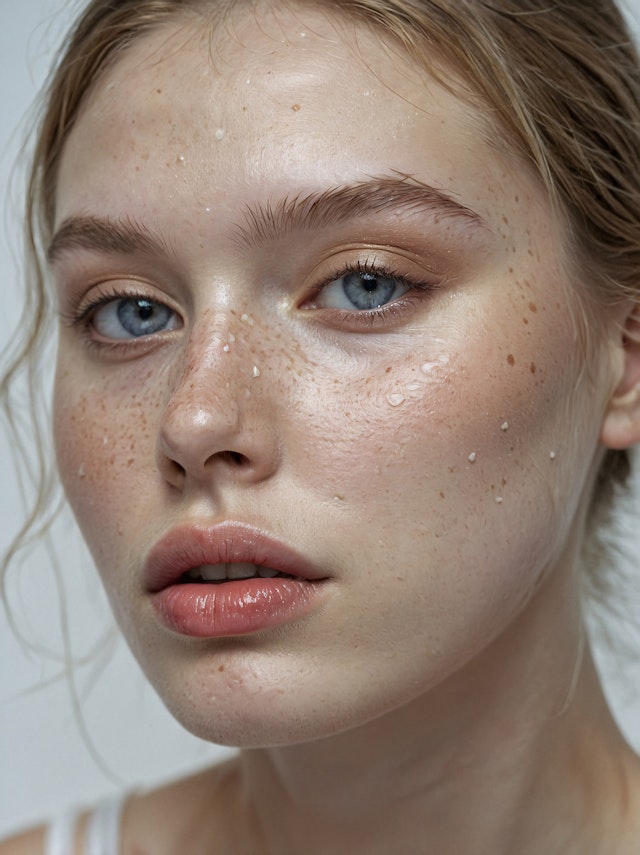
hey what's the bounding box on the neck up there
[235,563,636,854]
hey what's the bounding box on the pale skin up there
[4,3,640,853]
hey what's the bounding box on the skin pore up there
[22,2,640,853]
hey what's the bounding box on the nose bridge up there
[170,315,244,421]
[158,310,273,482]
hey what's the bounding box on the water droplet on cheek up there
[468,452,477,463]
[387,393,405,407]
[215,128,225,141]
[252,365,261,378]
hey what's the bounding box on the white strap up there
[44,808,79,855]
[84,795,125,855]
[44,795,125,855]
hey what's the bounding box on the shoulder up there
[0,826,45,855]
[123,760,240,854]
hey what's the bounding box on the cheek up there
[286,301,597,580]
[53,358,162,569]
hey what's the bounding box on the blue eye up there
[317,271,411,311]
[92,297,179,340]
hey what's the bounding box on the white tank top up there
[44,795,125,855]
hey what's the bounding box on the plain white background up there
[1,0,640,837]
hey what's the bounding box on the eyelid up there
[58,279,184,359]
[59,279,181,325]
[292,245,452,335]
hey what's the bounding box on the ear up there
[600,303,640,450]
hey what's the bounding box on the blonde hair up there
[2,0,640,593]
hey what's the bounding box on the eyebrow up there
[47,174,485,264]
[47,215,174,265]
[233,174,486,248]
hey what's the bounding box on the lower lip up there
[152,578,325,637]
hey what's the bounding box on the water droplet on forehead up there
[252,365,261,378]
[468,452,477,463]
[215,128,225,141]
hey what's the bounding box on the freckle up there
[528,302,538,313]
[387,393,405,407]
[156,88,162,94]
[508,267,514,274]
[468,452,477,463]
[218,665,225,672]
[501,422,509,431]
[127,458,134,467]
[522,317,529,325]
[502,216,509,225]
[507,354,515,366]
[385,366,392,373]
[530,363,536,374]
[291,103,301,111]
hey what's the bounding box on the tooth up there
[257,567,279,578]
[199,564,228,581]
[226,562,258,580]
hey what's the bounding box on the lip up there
[144,521,329,638]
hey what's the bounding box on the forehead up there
[54,1,554,255]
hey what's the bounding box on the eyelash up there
[61,283,180,354]
[61,257,441,352]
[306,258,441,327]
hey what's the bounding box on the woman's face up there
[52,4,617,744]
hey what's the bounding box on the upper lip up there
[144,521,327,592]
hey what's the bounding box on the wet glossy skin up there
[52,5,618,746]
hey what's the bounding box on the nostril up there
[171,460,186,478]
[219,450,249,467]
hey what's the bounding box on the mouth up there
[181,564,296,583]
[144,521,329,638]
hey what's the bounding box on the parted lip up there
[144,521,327,592]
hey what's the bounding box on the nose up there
[156,324,280,492]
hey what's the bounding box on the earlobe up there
[600,303,640,450]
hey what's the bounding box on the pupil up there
[137,300,154,319]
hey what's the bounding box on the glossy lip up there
[144,520,328,592]
[145,522,330,638]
